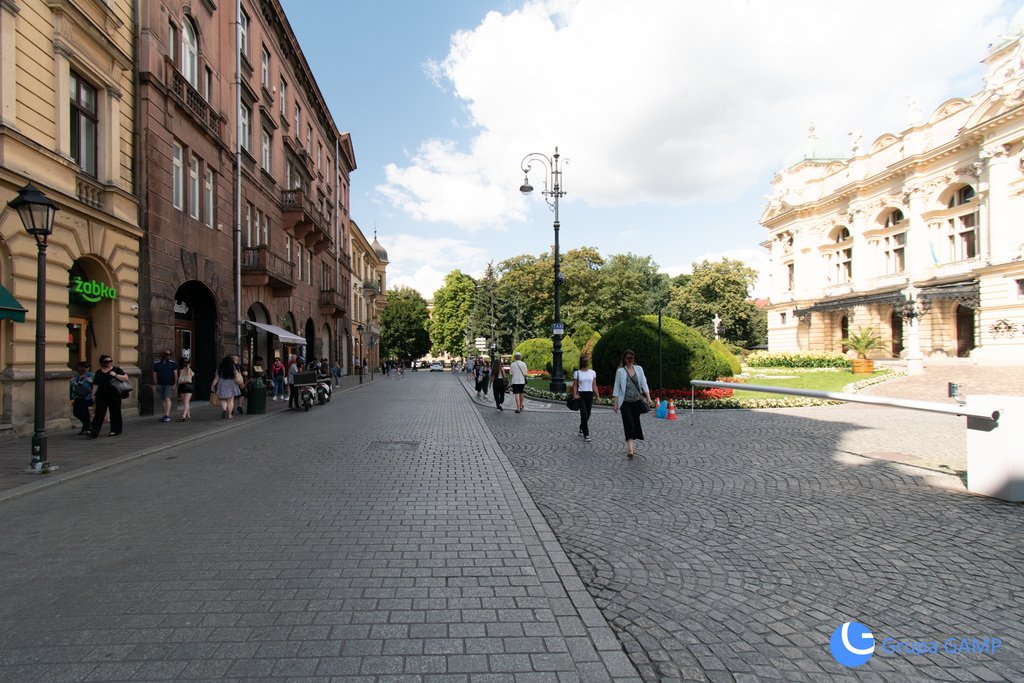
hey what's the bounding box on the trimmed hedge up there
[710,339,741,376]
[746,351,851,368]
[591,314,728,389]
[514,336,581,375]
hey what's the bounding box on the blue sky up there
[281,0,1021,300]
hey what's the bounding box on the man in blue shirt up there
[69,361,94,435]
[152,349,178,423]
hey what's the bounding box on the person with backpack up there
[69,361,94,435]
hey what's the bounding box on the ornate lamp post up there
[8,183,59,473]
[520,147,568,393]
[356,324,364,384]
[901,283,925,376]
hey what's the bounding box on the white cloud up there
[383,233,491,299]
[379,0,1007,230]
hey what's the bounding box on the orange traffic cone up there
[666,399,678,420]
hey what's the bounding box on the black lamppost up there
[356,324,364,384]
[520,147,567,393]
[8,183,59,473]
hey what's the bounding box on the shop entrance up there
[67,259,114,370]
[174,281,217,399]
[956,304,976,358]
[67,317,91,369]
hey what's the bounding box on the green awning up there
[0,284,26,323]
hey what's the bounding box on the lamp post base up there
[550,380,566,393]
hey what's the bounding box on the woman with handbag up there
[611,349,653,458]
[572,356,600,442]
[177,357,195,421]
[88,354,129,438]
[210,355,242,419]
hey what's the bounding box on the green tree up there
[495,254,550,347]
[380,286,431,362]
[591,253,671,331]
[467,263,499,352]
[430,270,476,357]
[666,258,766,348]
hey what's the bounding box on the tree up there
[467,263,499,352]
[430,270,476,357]
[380,286,431,362]
[666,258,767,348]
[591,253,671,331]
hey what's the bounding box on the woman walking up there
[272,357,285,400]
[211,355,242,419]
[492,361,506,411]
[612,349,653,458]
[177,357,195,421]
[572,356,600,442]
[88,355,129,438]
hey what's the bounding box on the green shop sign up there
[69,275,117,305]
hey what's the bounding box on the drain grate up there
[367,440,419,452]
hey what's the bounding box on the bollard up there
[965,395,1021,502]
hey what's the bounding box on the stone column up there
[0,0,19,127]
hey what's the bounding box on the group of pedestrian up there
[69,354,131,439]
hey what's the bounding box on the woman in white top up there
[572,356,600,442]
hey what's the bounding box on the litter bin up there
[247,376,267,414]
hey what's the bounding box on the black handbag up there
[566,395,580,411]
[628,372,648,413]
[111,378,132,399]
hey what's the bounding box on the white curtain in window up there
[183,19,198,88]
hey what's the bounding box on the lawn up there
[728,367,889,399]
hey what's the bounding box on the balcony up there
[241,246,294,295]
[319,288,346,318]
[281,189,332,254]
[167,58,222,138]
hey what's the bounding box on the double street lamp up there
[520,147,567,393]
[8,183,59,473]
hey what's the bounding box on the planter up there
[851,358,874,375]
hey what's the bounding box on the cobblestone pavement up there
[481,385,1024,682]
[0,373,639,682]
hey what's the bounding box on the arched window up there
[944,184,978,262]
[884,209,904,227]
[182,18,198,89]
[881,209,906,274]
[826,226,852,284]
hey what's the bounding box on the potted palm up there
[841,327,886,374]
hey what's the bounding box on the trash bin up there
[247,376,267,414]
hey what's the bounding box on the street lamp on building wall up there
[8,183,59,473]
[519,147,568,393]
[901,283,926,376]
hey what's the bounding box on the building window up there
[786,263,794,291]
[835,248,852,283]
[307,251,312,284]
[168,22,178,61]
[884,232,906,274]
[306,123,312,150]
[182,18,199,88]
[318,141,323,170]
[286,160,293,189]
[1016,279,1024,298]
[884,208,904,228]
[279,78,287,115]
[204,66,213,101]
[240,103,251,151]
[295,104,301,135]
[296,244,303,280]
[780,312,787,325]
[826,226,852,284]
[948,185,975,208]
[245,203,252,247]
[260,46,270,88]
[204,169,215,228]
[189,155,201,220]
[172,141,184,211]
[945,185,978,262]
[238,7,249,58]
[262,212,269,245]
[70,71,98,177]
[261,128,271,170]
[285,235,292,264]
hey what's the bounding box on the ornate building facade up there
[0,0,141,433]
[762,24,1024,365]
[350,220,386,374]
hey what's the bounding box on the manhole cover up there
[367,441,419,452]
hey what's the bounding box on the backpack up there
[72,375,92,399]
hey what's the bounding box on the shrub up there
[591,314,722,389]
[515,336,581,375]
[710,339,741,376]
[745,351,851,368]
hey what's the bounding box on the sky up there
[280,0,1022,301]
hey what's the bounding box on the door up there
[175,326,193,365]
[890,311,904,357]
[955,305,975,358]
[67,317,90,369]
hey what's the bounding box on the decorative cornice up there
[1,0,20,16]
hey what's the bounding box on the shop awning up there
[0,284,26,323]
[245,320,306,345]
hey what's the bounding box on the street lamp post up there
[8,183,59,473]
[520,147,568,393]
[356,324,364,384]
[901,283,925,376]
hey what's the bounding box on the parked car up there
[430,362,443,372]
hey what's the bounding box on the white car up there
[430,362,443,372]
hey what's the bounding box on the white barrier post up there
[965,395,1024,502]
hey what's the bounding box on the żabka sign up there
[69,275,117,304]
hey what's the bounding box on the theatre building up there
[136,0,355,401]
[0,0,141,433]
[762,20,1024,365]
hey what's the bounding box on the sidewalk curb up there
[0,378,380,505]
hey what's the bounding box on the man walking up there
[509,351,528,414]
[69,361,94,434]
[152,349,178,423]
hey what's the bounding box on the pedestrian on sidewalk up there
[272,356,285,400]
[509,351,528,413]
[211,355,241,419]
[473,360,484,397]
[572,355,599,441]
[492,360,506,410]
[612,349,653,458]
[232,354,245,414]
[177,357,195,421]
[69,360,94,435]
[288,357,304,410]
[88,355,128,438]
[152,349,178,423]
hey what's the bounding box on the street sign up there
[474,337,487,351]
[552,322,564,336]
